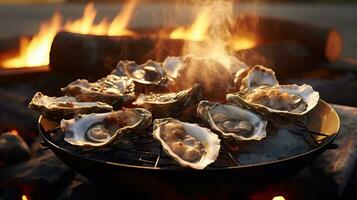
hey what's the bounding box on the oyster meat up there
[229,65,319,116]
[62,75,135,107]
[133,84,203,118]
[113,60,168,92]
[61,108,152,147]
[227,84,319,116]
[197,100,267,141]
[29,92,113,120]
[153,118,220,169]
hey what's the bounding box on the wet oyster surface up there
[62,75,135,107]
[29,92,112,120]
[133,84,203,119]
[159,121,205,162]
[244,87,307,113]
[61,108,152,147]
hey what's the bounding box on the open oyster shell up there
[132,84,203,118]
[153,118,220,169]
[235,65,278,92]
[113,60,168,93]
[29,92,112,121]
[230,65,319,116]
[227,84,320,116]
[62,75,135,107]
[197,100,267,141]
[61,108,152,147]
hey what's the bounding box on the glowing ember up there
[21,194,29,200]
[1,1,137,68]
[272,196,286,200]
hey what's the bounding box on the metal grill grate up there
[41,123,326,170]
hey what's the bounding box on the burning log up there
[234,15,342,62]
[50,31,185,78]
[235,41,318,77]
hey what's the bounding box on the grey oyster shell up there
[230,65,319,116]
[61,108,152,147]
[113,60,168,93]
[29,92,112,121]
[152,118,220,169]
[197,100,267,141]
[132,84,203,118]
[62,75,135,107]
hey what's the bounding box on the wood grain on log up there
[233,15,342,62]
[50,31,185,78]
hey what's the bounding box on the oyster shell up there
[61,108,152,147]
[29,92,113,121]
[113,60,168,93]
[62,75,135,107]
[197,100,267,141]
[153,118,220,169]
[227,84,320,116]
[132,84,203,118]
[235,65,278,92]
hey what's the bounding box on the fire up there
[231,36,257,51]
[2,13,61,68]
[169,6,212,41]
[1,1,137,68]
[272,196,286,200]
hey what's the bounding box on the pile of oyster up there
[29,55,319,170]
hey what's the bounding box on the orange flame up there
[169,6,211,41]
[1,1,137,68]
[230,36,257,51]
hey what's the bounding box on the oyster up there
[230,65,319,116]
[235,65,278,92]
[227,84,320,116]
[197,100,267,141]
[132,84,203,118]
[29,92,113,121]
[153,118,220,169]
[113,60,168,93]
[62,75,135,107]
[61,108,152,147]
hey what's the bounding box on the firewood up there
[49,31,185,78]
[235,41,318,77]
[233,15,342,62]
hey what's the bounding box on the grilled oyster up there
[29,92,112,121]
[113,60,168,93]
[62,75,135,107]
[197,100,267,141]
[235,65,278,92]
[153,118,220,169]
[227,84,319,116]
[230,65,319,116]
[132,84,203,118]
[61,108,152,147]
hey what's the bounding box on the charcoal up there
[0,131,31,166]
